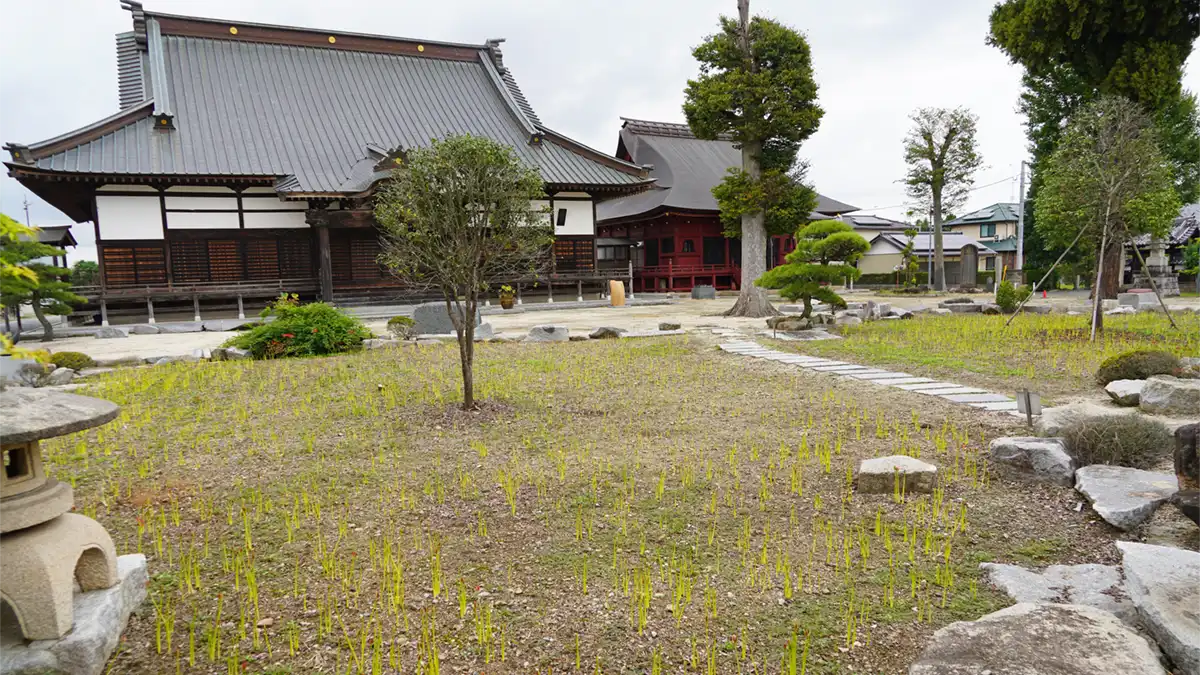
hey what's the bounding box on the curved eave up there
[7,100,156,164]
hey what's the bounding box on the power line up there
[858,174,1017,213]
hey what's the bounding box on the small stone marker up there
[856,455,937,494]
[690,285,716,300]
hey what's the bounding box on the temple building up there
[4,2,650,318]
[595,118,859,293]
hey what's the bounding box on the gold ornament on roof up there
[229,26,238,35]
[328,36,336,44]
[417,45,425,52]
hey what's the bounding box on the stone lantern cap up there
[0,388,119,444]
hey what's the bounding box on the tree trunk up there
[444,292,477,410]
[724,140,778,318]
[1090,225,1109,340]
[801,295,812,318]
[30,295,54,342]
[931,194,945,291]
[1098,240,1121,299]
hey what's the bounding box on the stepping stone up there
[856,455,938,494]
[971,401,1020,412]
[915,387,988,396]
[843,370,901,379]
[810,364,869,372]
[990,436,1077,487]
[1117,542,1200,675]
[894,382,960,391]
[871,377,934,385]
[980,562,1136,626]
[1075,465,1178,531]
[940,393,1012,404]
[909,603,1166,675]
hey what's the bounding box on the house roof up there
[18,225,77,248]
[596,118,858,223]
[5,2,649,211]
[841,214,911,231]
[943,203,1021,227]
[1130,203,1200,247]
[867,231,996,255]
[983,237,1019,253]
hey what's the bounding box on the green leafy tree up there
[0,214,43,357]
[902,107,984,291]
[375,135,552,409]
[1182,239,1199,276]
[683,0,823,317]
[899,228,920,287]
[755,220,869,317]
[70,260,100,287]
[1036,97,1180,334]
[0,219,84,342]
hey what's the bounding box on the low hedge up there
[48,351,95,371]
[1095,349,1182,385]
[222,295,370,359]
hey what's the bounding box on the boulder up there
[1139,375,1200,417]
[156,322,204,333]
[1106,306,1136,315]
[690,285,716,300]
[44,368,76,386]
[93,327,128,339]
[1176,423,1198,491]
[1074,465,1178,531]
[526,325,569,343]
[589,326,626,339]
[980,303,1002,315]
[811,312,835,325]
[887,307,913,319]
[767,316,812,331]
[1035,401,1137,436]
[128,324,159,335]
[75,368,114,379]
[857,455,937,494]
[834,315,862,326]
[1022,304,1053,314]
[979,563,1136,625]
[908,603,1165,675]
[930,308,952,316]
[568,335,589,342]
[988,437,1075,486]
[152,355,201,365]
[1117,542,1200,675]
[658,322,681,331]
[224,347,251,360]
[363,338,400,350]
[944,303,982,314]
[190,348,211,360]
[412,302,480,336]
[1105,379,1145,407]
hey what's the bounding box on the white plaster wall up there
[166,212,239,229]
[95,195,163,240]
[165,186,235,194]
[552,198,594,236]
[244,211,308,229]
[241,198,307,211]
[96,184,158,193]
[164,196,238,211]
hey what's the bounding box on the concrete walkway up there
[713,330,1019,413]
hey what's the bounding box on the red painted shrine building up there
[596,119,859,292]
[4,2,651,314]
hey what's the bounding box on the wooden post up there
[99,298,109,327]
[547,281,554,304]
[628,261,635,299]
[146,295,155,324]
[317,226,334,303]
[193,295,201,323]
[516,284,522,306]
[577,279,583,302]
[237,294,245,320]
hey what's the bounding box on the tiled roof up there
[869,231,996,255]
[943,203,1021,226]
[1130,203,1200,246]
[7,11,647,195]
[597,118,858,222]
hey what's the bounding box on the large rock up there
[155,322,204,334]
[658,322,681,331]
[1176,423,1198,491]
[811,311,835,325]
[128,324,159,335]
[1117,542,1200,675]
[908,603,1165,675]
[224,347,251,360]
[411,302,480,336]
[92,327,127,339]
[1105,379,1145,407]
[766,316,812,331]
[589,326,626,339]
[1075,465,1178,531]
[92,356,140,368]
[980,563,1136,625]
[44,368,76,387]
[981,303,1002,315]
[887,307,913,319]
[1106,306,1136,315]
[363,338,400,350]
[690,285,716,300]
[988,437,1075,486]
[930,308,952,316]
[835,314,863,326]
[857,455,937,494]
[526,325,569,343]
[1139,375,1200,417]
[1035,401,1137,436]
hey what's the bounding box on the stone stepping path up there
[716,335,1018,412]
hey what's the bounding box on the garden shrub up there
[386,316,416,340]
[1095,349,1182,385]
[1061,415,1174,469]
[48,351,95,371]
[221,294,369,359]
[995,281,1033,313]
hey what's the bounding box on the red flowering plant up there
[221,293,370,359]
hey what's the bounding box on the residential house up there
[858,232,995,286]
[595,118,858,292]
[4,2,651,320]
[942,203,1020,276]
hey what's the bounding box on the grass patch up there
[49,337,1115,673]
[775,312,1200,399]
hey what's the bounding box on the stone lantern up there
[1,388,147,674]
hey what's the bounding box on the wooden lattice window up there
[553,237,594,272]
[101,243,167,286]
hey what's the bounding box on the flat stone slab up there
[620,329,686,339]
[908,603,1166,675]
[893,382,961,391]
[1,554,148,675]
[1075,465,1178,531]
[941,393,1012,404]
[857,455,938,494]
[915,387,988,396]
[972,401,1020,411]
[0,389,120,444]
[980,563,1136,625]
[810,364,869,372]
[989,437,1076,486]
[843,370,901,379]
[869,377,933,385]
[154,322,204,334]
[1117,541,1200,675]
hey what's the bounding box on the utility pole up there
[22,197,32,226]
[1015,161,1027,285]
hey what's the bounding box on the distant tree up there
[375,135,552,410]
[70,260,100,287]
[684,0,823,317]
[1035,97,1180,335]
[1182,239,1199,276]
[899,228,920,287]
[0,214,43,357]
[755,220,869,317]
[0,218,84,342]
[902,107,984,291]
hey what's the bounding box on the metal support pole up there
[1016,160,1026,280]
[1126,237,1179,330]
[193,295,201,323]
[146,296,155,324]
[1005,225,1090,329]
[237,294,245,320]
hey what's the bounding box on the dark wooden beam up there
[316,226,333,303]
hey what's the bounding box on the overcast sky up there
[2,0,1197,262]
